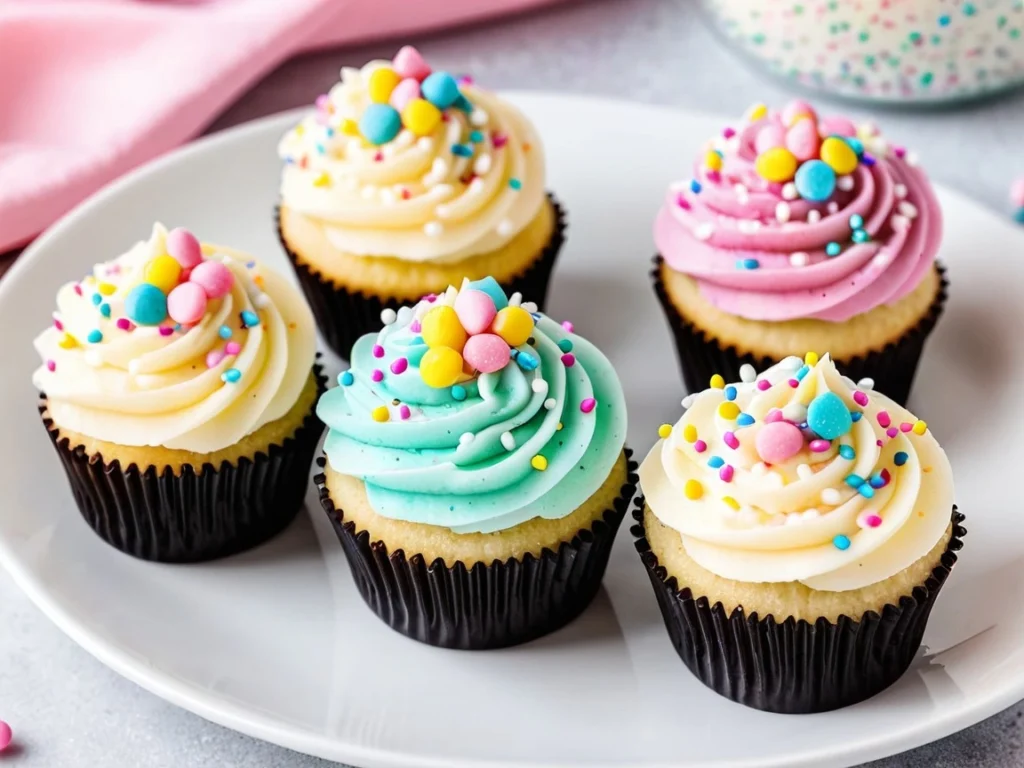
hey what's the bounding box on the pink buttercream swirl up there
[654,105,943,323]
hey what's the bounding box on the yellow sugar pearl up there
[57,333,77,349]
[312,171,331,188]
[718,401,741,420]
[820,137,858,175]
[804,351,819,366]
[368,67,401,104]
[722,496,740,510]
[745,102,768,121]
[531,455,548,471]
[97,282,117,296]
[557,422,563,431]
[684,479,704,500]
[657,423,673,439]
[709,374,725,389]
[340,118,360,136]
[755,147,799,183]
[704,151,723,172]
[402,98,442,137]
[294,124,306,137]
[371,405,390,422]
[682,424,698,443]
[912,420,928,435]
[420,346,465,388]
[143,255,182,293]
[421,306,468,352]
[490,306,534,347]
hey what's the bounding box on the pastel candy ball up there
[368,67,401,104]
[167,282,208,325]
[392,45,432,82]
[189,260,233,299]
[143,254,183,293]
[359,103,402,145]
[421,71,460,109]
[755,147,798,183]
[794,159,837,202]
[124,283,167,326]
[490,306,534,347]
[818,116,857,138]
[820,136,859,175]
[165,227,203,268]
[785,118,821,162]
[420,346,464,388]
[754,124,786,154]
[465,276,509,310]
[755,421,805,464]
[454,289,497,335]
[401,98,442,137]
[463,333,511,373]
[0,720,10,752]
[389,78,421,112]
[781,99,817,127]
[421,305,468,352]
[1010,177,1024,208]
[807,391,853,440]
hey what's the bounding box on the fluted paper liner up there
[652,257,949,406]
[632,499,965,714]
[315,449,637,650]
[40,365,326,564]
[277,194,566,359]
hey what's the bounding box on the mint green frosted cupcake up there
[314,277,634,649]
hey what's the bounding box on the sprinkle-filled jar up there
[698,0,1024,104]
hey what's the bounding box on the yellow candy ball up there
[820,137,858,175]
[421,306,468,352]
[490,306,534,347]
[804,351,819,366]
[657,423,673,439]
[682,424,698,443]
[718,401,741,420]
[722,496,740,510]
[709,374,725,389]
[684,479,704,500]
[143,255,182,293]
[745,102,768,122]
[371,405,390,423]
[704,151,723,172]
[420,346,465,388]
[913,420,928,435]
[531,455,548,471]
[368,67,401,104]
[755,147,799,183]
[402,98,442,137]
[340,118,360,136]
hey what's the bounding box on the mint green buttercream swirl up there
[318,302,627,534]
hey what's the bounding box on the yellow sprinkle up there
[804,351,819,366]
[709,374,725,389]
[682,424,698,443]
[531,455,548,471]
[57,332,77,349]
[717,401,741,420]
[746,102,768,121]
[912,420,928,435]
[97,282,116,296]
[312,171,331,188]
[253,275,265,288]
[684,479,704,500]
[557,422,563,431]
[722,496,740,510]
[704,150,723,172]
[922,466,932,473]
[658,423,673,439]
[341,118,359,136]
[295,124,305,137]
[371,406,390,423]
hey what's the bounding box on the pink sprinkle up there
[315,94,329,111]
[877,439,884,447]
[373,344,385,358]
[756,379,771,391]
[561,321,574,333]
[206,350,225,368]
[865,514,883,528]
[459,75,475,86]
[409,320,422,333]
[46,359,56,372]
[371,369,384,383]
[580,397,597,413]
[723,431,740,450]
[788,378,799,388]
[53,315,64,331]
[424,293,437,303]
[399,405,411,420]
[719,464,735,482]
[877,410,891,428]
[809,439,831,452]
[675,193,691,210]
[694,439,707,453]
[116,318,131,331]
[73,283,83,296]
[886,427,898,438]
[401,188,411,200]
[894,146,906,158]
[880,468,891,485]
[723,127,736,139]
[225,341,241,356]
[492,133,508,149]
[853,391,869,406]
[159,326,174,337]
[706,170,721,183]
[391,357,409,374]
[561,353,575,367]
[374,151,384,162]
[765,408,784,423]
[900,422,913,433]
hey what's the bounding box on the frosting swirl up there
[278,47,545,264]
[318,279,627,534]
[33,224,317,454]
[654,101,942,322]
[639,356,953,591]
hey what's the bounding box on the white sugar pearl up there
[531,379,548,394]
[521,301,538,313]
[775,202,791,223]
[781,183,798,201]
[739,364,756,383]
[807,209,822,224]
[858,378,875,391]
[544,398,556,410]
[789,251,809,267]
[898,201,919,219]
[821,488,842,506]
[500,432,516,451]
[682,394,697,409]
[496,219,515,237]
[424,221,443,237]
[894,184,908,199]
[459,433,475,446]
[473,154,492,175]
[695,222,715,241]
[837,175,855,191]
[380,308,397,325]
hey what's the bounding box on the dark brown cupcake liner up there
[632,499,965,714]
[652,257,949,406]
[315,449,637,650]
[40,365,327,564]
[277,194,566,359]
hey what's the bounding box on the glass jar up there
[698,0,1024,104]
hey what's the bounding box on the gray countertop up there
[2,0,1022,765]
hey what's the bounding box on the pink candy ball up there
[818,116,857,138]
[755,421,804,464]
[390,78,422,112]
[166,228,203,268]
[781,99,817,127]
[206,350,225,368]
[786,117,821,162]
[225,341,241,356]
[1010,177,1024,208]
[167,282,208,324]
[754,124,786,154]
[0,719,12,751]
[392,45,432,81]
[453,289,497,335]
[462,333,510,373]
[189,260,234,299]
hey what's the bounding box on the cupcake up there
[277,45,564,359]
[315,277,633,649]
[634,354,964,713]
[34,224,322,563]
[653,101,946,405]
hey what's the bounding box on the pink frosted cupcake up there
[653,101,947,405]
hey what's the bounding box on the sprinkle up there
[852,229,870,244]
[809,439,831,453]
[451,385,467,401]
[683,424,698,442]
[795,364,810,381]
[821,488,842,505]
[694,440,707,453]
[98,282,116,296]
[723,431,740,450]
[561,320,574,333]
[221,367,241,383]
[690,179,702,194]
[757,379,771,391]
[869,473,886,489]
[241,311,260,328]
[531,455,548,471]
[849,214,864,229]
[833,534,851,551]
[853,391,869,407]
[877,411,891,428]
[885,427,898,438]
[391,358,408,375]
[710,374,725,389]
[900,422,913,433]
[509,178,522,190]
[863,514,883,528]
[516,351,539,370]
[858,484,876,499]
[722,496,740,510]
[658,424,673,439]
[543,398,556,410]
[91,292,103,306]
[684,479,704,499]
[913,420,928,435]
[225,341,241,355]
[580,397,597,413]
[501,432,516,451]
[839,445,855,460]
[46,359,56,372]
[736,258,760,270]
[739,364,756,383]
[159,326,174,337]
[718,401,741,420]
[469,130,484,143]
[371,369,384,383]
[775,202,791,223]
[372,344,385,358]
[340,371,354,386]
[561,353,576,367]
[451,143,473,157]
[851,412,863,422]
[846,474,865,488]
[825,242,841,257]
[371,405,390,422]
[460,433,475,446]
[894,451,909,466]
[708,456,725,469]
[788,379,799,388]
[57,330,79,345]
[694,222,715,241]
[219,325,232,339]
[724,385,737,401]
[381,308,397,325]
[719,465,735,483]
[87,329,103,344]
[736,413,755,427]
[558,339,574,353]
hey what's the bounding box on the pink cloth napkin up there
[0,0,567,252]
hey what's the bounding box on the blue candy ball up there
[359,103,402,146]
[1014,207,1024,224]
[421,72,461,110]
[466,276,509,310]
[794,160,837,203]
[807,391,853,440]
[125,283,167,326]
[845,137,865,157]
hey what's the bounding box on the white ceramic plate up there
[2,94,1023,768]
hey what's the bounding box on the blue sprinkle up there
[221,368,241,383]
[316,143,326,155]
[852,229,870,243]
[99,303,111,318]
[91,293,103,306]
[725,385,737,401]
[839,444,855,460]
[708,456,725,469]
[1014,208,1024,224]
[736,413,755,427]
[218,325,233,339]
[451,143,473,157]
[325,127,335,138]
[174,323,182,332]
[246,261,257,269]
[796,364,810,381]
[690,179,702,194]
[469,130,484,143]
[826,242,841,257]
[451,385,467,401]
[861,153,877,167]
[851,411,862,422]
[858,484,876,499]
[87,329,103,344]
[845,474,865,488]
[894,451,909,466]
[339,371,354,386]
[516,351,539,371]
[557,339,573,353]
[869,473,886,489]
[849,214,864,229]
[939,14,951,26]
[845,137,864,158]
[833,534,851,551]
[509,178,522,190]
[736,258,760,270]
[411,335,425,345]
[241,310,260,328]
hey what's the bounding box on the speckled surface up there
[3,0,1023,765]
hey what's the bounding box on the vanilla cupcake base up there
[41,369,325,563]
[316,450,636,650]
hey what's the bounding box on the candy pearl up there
[401,98,442,137]
[466,277,509,310]
[462,333,510,373]
[820,136,859,175]
[809,439,831,452]
[421,306,468,352]
[391,357,409,375]
[490,306,534,347]
[818,116,857,137]
[189,260,234,299]
[755,147,798,183]
[420,346,464,388]
[124,283,167,326]
[421,71,460,109]
[392,45,432,82]
[359,103,402,145]
[1011,177,1024,208]
[781,99,817,127]
[785,117,821,162]
[807,391,853,440]
[166,228,203,268]
[367,67,401,104]
[389,78,422,112]
[754,124,786,154]
[225,341,241,355]
[755,421,804,464]
[144,254,183,293]
[794,159,836,202]
[454,289,497,335]
[0,720,11,751]
[764,409,784,423]
[166,282,208,325]
[206,350,225,368]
